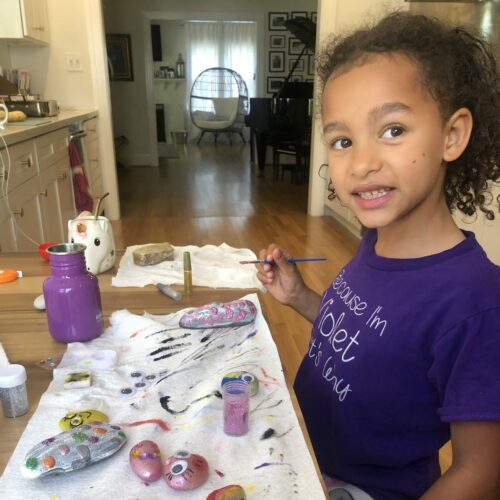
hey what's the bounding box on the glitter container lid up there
[0,364,27,388]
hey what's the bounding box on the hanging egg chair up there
[190,67,249,145]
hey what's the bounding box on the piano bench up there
[273,141,310,184]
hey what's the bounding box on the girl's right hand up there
[256,244,307,307]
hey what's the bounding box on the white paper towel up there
[0,294,324,499]
[112,243,264,290]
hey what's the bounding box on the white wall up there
[102,0,316,166]
[0,41,10,70]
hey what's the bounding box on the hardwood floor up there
[111,141,452,473]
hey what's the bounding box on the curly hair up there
[318,11,500,220]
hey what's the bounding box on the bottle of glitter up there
[222,380,249,436]
[0,364,29,418]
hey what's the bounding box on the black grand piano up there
[245,82,313,176]
[245,16,315,178]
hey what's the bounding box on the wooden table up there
[0,252,326,495]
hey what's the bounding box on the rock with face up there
[162,450,209,490]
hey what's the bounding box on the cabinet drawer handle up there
[20,158,32,167]
[57,172,67,181]
[37,189,48,197]
[12,208,24,218]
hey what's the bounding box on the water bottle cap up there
[0,364,27,388]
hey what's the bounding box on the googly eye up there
[170,459,188,476]
[119,387,136,398]
[94,238,101,246]
[241,373,255,383]
[70,415,83,427]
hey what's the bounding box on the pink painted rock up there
[162,450,209,490]
[207,484,247,499]
[129,440,162,482]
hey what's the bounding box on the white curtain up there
[185,21,257,140]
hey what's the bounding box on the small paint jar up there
[0,364,29,418]
[222,380,249,436]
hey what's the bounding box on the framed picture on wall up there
[270,34,285,49]
[267,76,285,94]
[268,12,288,31]
[310,12,317,24]
[289,37,305,55]
[269,51,285,72]
[288,58,304,72]
[291,11,308,19]
[308,54,315,75]
[106,33,134,81]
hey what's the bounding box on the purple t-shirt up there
[294,230,500,499]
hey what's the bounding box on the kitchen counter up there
[0,109,98,147]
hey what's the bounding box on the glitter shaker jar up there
[222,380,249,436]
[0,364,29,418]
[43,243,103,343]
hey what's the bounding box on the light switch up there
[65,53,83,72]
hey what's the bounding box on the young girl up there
[257,12,500,500]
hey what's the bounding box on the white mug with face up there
[68,214,116,275]
[0,101,8,129]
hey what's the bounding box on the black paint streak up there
[160,390,220,415]
[261,428,276,440]
[161,333,191,344]
[150,342,191,356]
[145,327,180,338]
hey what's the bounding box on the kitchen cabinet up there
[0,125,75,253]
[0,0,49,44]
[0,198,16,252]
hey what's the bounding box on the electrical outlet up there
[65,53,83,72]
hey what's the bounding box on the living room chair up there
[190,67,249,145]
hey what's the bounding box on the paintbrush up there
[239,257,327,265]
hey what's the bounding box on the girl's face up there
[322,53,451,232]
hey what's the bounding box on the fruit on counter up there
[0,109,27,122]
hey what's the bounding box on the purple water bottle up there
[43,243,103,343]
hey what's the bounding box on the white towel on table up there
[0,293,325,499]
[112,243,264,290]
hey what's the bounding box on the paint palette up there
[21,421,127,478]
[179,299,257,329]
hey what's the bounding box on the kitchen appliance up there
[2,97,58,117]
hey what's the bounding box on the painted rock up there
[162,450,209,490]
[179,300,257,329]
[221,371,259,397]
[59,409,109,431]
[207,485,247,500]
[129,440,162,482]
[21,422,127,478]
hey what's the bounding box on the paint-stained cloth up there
[0,294,325,499]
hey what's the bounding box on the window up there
[186,21,257,98]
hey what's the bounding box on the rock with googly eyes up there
[162,450,209,490]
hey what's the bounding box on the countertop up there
[0,109,98,147]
